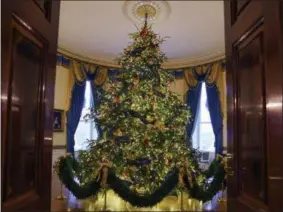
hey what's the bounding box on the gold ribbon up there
[178,166,185,187]
[178,161,194,188]
[96,162,113,188]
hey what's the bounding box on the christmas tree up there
[54,15,225,207]
[77,18,197,192]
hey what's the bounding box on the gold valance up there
[184,61,225,88]
[63,60,109,111]
[72,60,85,83]
[94,67,108,86]
[184,60,226,117]
[71,60,108,86]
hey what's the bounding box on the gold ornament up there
[100,166,109,188]
[178,166,185,188]
[132,76,139,86]
[154,120,166,130]
[146,115,154,122]
[114,95,120,104]
[115,128,123,136]
[143,136,150,146]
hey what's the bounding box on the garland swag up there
[56,155,225,207]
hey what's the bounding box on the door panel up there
[236,0,249,16]
[225,1,283,212]
[4,23,44,202]
[1,0,60,211]
[236,25,267,206]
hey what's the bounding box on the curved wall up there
[53,49,226,152]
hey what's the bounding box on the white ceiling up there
[58,1,225,68]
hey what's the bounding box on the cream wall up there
[52,70,188,146]
[53,65,69,146]
[52,67,227,150]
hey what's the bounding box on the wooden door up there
[1,0,60,211]
[225,1,283,212]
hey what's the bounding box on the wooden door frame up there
[1,0,60,210]
[225,1,283,211]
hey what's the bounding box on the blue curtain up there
[186,83,202,145]
[185,65,224,155]
[66,82,86,153]
[206,84,223,154]
[66,67,106,153]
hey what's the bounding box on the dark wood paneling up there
[4,29,44,201]
[236,26,267,205]
[1,0,60,210]
[225,1,283,212]
[236,0,249,16]
[33,0,53,20]
[230,1,262,43]
[263,2,283,212]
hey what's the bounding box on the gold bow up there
[178,166,185,187]
[178,161,194,188]
[96,162,113,188]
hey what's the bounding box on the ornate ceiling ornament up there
[122,0,171,25]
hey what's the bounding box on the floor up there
[51,171,227,212]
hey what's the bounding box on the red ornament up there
[114,96,120,104]
[140,26,147,38]
[124,171,129,177]
[140,12,148,38]
[143,137,149,146]
[132,76,139,87]
[132,75,139,81]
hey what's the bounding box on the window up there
[192,83,215,153]
[74,81,98,151]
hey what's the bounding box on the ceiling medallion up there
[122,0,171,25]
[134,2,158,22]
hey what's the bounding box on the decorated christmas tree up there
[54,15,225,207]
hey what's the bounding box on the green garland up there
[56,155,225,207]
[57,155,100,199]
[107,168,178,207]
[185,159,226,202]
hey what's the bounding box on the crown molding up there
[58,46,121,68]
[162,50,225,69]
[57,45,225,70]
